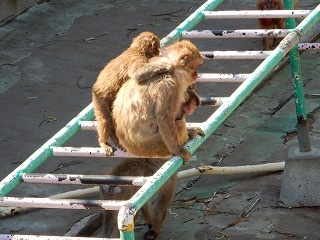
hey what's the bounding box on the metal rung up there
[183,29,291,38]
[201,50,270,59]
[21,173,147,186]
[81,121,204,131]
[200,97,228,106]
[0,235,115,240]
[201,44,320,60]
[0,197,125,210]
[187,123,204,128]
[52,147,169,158]
[298,43,320,50]
[197,73,247,82]
[80,121,97,130]
[203,10,311,19]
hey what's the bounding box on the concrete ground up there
[0,0,320,239]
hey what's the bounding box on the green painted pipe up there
[284,0,311,151]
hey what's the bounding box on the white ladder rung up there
[52,147,169,158]
[298,43,320,50]
[81,121,204,131]
[183,29,291,38]
[197,73,247,82]
[80,121,97,130]
[187,123,205,128]
[0,235,116,240]
[200,97,228,106]
[200,44,320,60]
[21,173,147,186]
[201,51,270,60]
[0,197,125,210]
[203,10,311,19]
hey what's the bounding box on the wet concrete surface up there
[0,0,320,239]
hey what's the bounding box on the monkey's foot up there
[187,127,205,139]
[173,146,190,164]
[143,229,158,240]
[100,143,115,156]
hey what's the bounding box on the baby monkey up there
[178,89,205,139]
[180,89,201,117]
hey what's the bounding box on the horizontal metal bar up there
[0,235,117,240]
[21,173,147,186]
[183,29,291,38]
[201,50,269,59]
[81,121,97,130]
[200,97,228,106]
[52,147,169,158]
[197,73,247,82]
[0,197,125,210]
[52,146,127,157]
[81,121,204,131]
[204,10,311,19]
[187,122,204,128]
[201,44,320,60]
[298,42,320,50]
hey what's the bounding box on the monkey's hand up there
[132,62,174,82]
[187,127,205,139]
[158,62,174,74]
[173,146,190,164]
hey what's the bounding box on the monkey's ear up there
[179,50,191,65]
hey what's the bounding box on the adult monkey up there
[100,91,202,239]
[100,41,203,239]
[92,32,172,155]
[99,90,202,239]
[112,40,203,164]
[257,0,299,50]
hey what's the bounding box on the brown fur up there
[112,40,203,164]
[92,32,172,155]
[100,158,176,239]
[257,0,299,50]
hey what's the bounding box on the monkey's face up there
[181,99,198,115]
[178,52,203,84]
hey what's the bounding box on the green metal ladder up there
[0,0,319,239]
